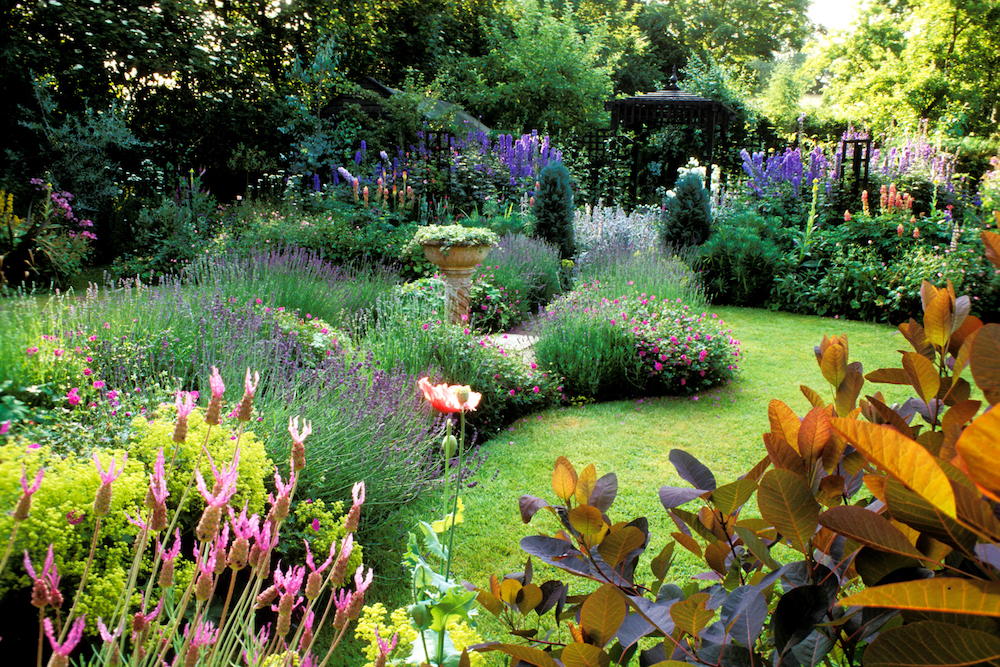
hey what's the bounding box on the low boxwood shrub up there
[532,281,740,400]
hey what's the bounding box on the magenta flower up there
[97,618,122,643]
[14,463,43,523]
[130,596,163,641]
[195,449,240,541]
[227,502,258,570]
[53,348,64,358]
[288,416,312,472]
[66,510,84,525]
[172,390,196,442]
[375,627,399,662]
[66,387,81,406]
[157,529,182,588]
[303,538,336,599]
[182,620,219,666]
[268,469,296,521]
[44,616,86,666]
[236,368,260,421]
[344,481,365,532]
[0,420,9,435]
[25,544,63,608]
[92,452,127,515]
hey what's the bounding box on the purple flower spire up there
[25,544,63,608]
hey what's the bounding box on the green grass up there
[392,306,915,612]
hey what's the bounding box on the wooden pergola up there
[605,73,735,201]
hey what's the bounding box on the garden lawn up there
[433,305,915,594]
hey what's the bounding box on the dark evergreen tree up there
[532,161,576,260]
[660,170,712,247]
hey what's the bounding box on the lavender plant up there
[0,368,373,667]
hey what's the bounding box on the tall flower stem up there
[443,410,465,584]
[59,515,101,643]
[0,523,20,578]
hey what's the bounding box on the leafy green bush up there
[475,234,563,327]
[533,281,739,399]
[577,242,705,307]
[695,226,782,306]
[358,293,558,433]
[532,161,575,260]
[660,170,712,247]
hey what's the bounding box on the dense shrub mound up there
[532,281,740,399]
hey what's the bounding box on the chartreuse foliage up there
[470,233,1000,667]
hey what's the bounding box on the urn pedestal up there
[421,243,491,325]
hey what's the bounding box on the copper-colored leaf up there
[970,324,1000,406]
[821,343,848,390]
[580,584,626,648]
[763,432,807,477]
[733,525,779,570]
[900,319,935,360]
[711,478,758,516]
[864,620,1000,667]
[864,394,915,440]
[476,588,504,616]
[830,419,956,518]
[817,475,845,507]
[704,543,731,575]
[954,406,1000,501]
[799,407,831,468]
[553,457,578,504]
[500,578,523,605]
[517,584,544,614]
[884,477,976,555]
[484,644,560,667]
[650,542,675,580]
[597,526,645,568]
[818,505,924,559]
[671,531,702,558]
[867,367,913,385]
[801,384,826,408]
[744,455,772,483]
[902,352,941,403]
[757,469,820,555]
[950,315,983,363]
[575,464,597,508]
[561,643,611,667]
[840,578,1000,615]
[670,592,714,637]
[983,230,1000,268]
[835,370,865,417]
[923,285,955,350]
[569,505,606,536]
[768,400,801,453]
[953,482,1000,543]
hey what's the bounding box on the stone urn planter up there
[411,225,498,325]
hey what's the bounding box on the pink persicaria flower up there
[53,348,64,358]
[93,452,127,517]
[25,544,63,608]
[236,368,260,421]
[344,481,365,532]
[204,366,226,426]
[288,416,312,472]
[44,616,86,667]
[67,387,81,406]
[172,390,196,443]
[26,346,38,356]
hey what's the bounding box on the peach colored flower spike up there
[417,377,481,413]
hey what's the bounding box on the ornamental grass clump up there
[532,281,739,400]
[0,367,372,667]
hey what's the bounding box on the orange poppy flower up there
[418,377,481,413]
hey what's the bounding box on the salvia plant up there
[1,366,372,667]
[470,232,1000,667]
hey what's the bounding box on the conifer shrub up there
[695,225,781,306]
[532,161,576,260]
[660,170,712,247]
